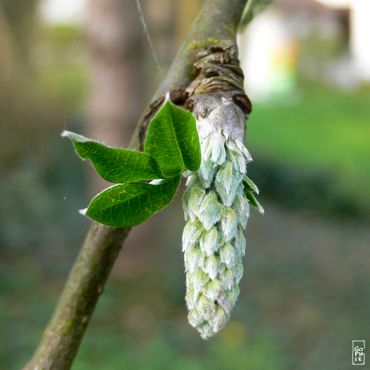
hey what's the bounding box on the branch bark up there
[24,0,248,368]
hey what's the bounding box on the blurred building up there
[239,0,370,100]
[40,0,87,24]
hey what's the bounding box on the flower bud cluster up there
[182,106,263,339]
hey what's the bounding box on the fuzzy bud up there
[182,93,263,339]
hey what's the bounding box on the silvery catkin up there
[182,93,263,339]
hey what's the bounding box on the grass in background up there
[248,83,370,207]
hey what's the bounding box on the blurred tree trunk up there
[86,0,144,192]
[141,0,175,97]
[0,5,17,83]
[175,0,202,46]
[0,0,39,63]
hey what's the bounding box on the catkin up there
[182,94,263,339]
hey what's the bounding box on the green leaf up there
[243,182,264,215]
[83,176,180,227]
[244,176,260,194]
[144,97,201,177]
[62,130,162,183]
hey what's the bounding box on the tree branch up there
[24,1,248,369]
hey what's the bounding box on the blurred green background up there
[0,0,369,369]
